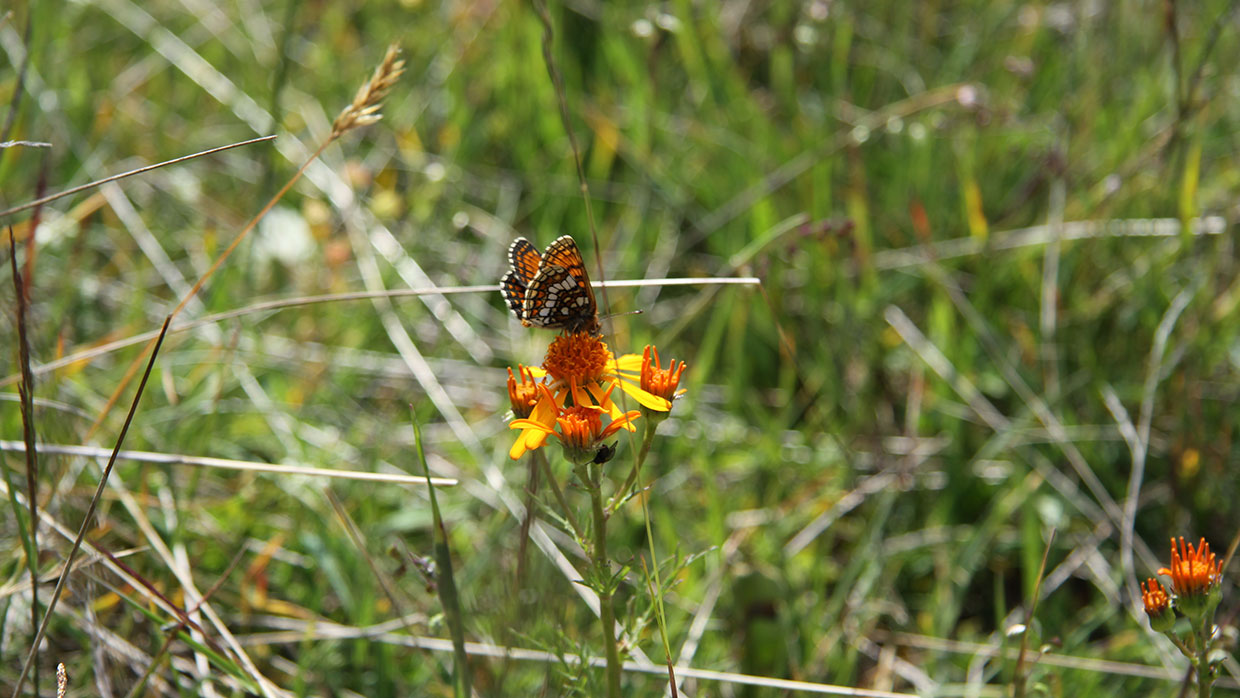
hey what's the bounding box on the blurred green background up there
[2,0,1238,694]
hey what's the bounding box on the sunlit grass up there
[2,0,1239,695]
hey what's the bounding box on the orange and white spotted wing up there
[521,236,600,335]
[500,237,541,318]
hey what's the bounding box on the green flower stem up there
[1167,614,1217,698]
[1165,631,1194,661]
[1193,618,1214,698]
[539,451,584,540]
[608,421,659,515]
[586,465,622,698]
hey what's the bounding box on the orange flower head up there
[1158,537,1222,598]
[557,405,606,457]
[1141,577,1170,615]
[543,332,612,387]
[507,365,540,419]
[641,345,687,403]
[1141,578,1175,631]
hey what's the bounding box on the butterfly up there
[500,235,601,336]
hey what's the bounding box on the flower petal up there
[611,353,645,372]
[571,383,594,409]
[601,410,643,439]
[585,381,618,410]
[525,428,550,450]
[509,438,528,460]
[617,378,672,411]
[509,419,553,432]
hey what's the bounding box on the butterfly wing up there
[540,236,597,310]
[508,238,542,283]
[522,264,599,335]
[500,270,528,317]
[501,238,542,319]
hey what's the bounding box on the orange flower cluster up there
[506,333,683,461]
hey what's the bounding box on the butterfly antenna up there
[599,309,643,321]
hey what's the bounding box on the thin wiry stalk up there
[584,464,622,698]
[0,10,31,154]
[262,0,300,193]
[9,230,40,696]
[629,410,681,696]
[1183,4,1236,113]
[326,488,426,645]
[0,135,276,219]
[0,441,458,487]
[1012,529,1056,698]
[1165,0,1186,119]
[529,0,614,327]
[9,315,172,698]
[539,451,583,540]
[608,423,658,516]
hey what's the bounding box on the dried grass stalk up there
[332,44,405,139]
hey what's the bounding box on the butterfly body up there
[500,235,601,336]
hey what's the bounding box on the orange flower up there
[640,345,686,404]
[1141,577,1170,615]
[510,384,640,464]
[539,332,670,410]
[1158,537,1222,598]
[507,365,540,419]
[1141,578,1175,631]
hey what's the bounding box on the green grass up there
[2,0,1239,695]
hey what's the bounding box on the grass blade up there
[410,408,471,697]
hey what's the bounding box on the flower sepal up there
[1175,583,1222,625]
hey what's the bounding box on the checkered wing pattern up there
[522,264,599,335]
[524,237,600,335]
[539,236,597,311]
[509,238,542,282]
[500,238,541,318]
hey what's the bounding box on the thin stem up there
[1012,529,1056,698]
[516,449,543,590]
[1194,619,1214,698]
[587,470,622,698]
[10,231,40,697]
[630,416,678,694]
[10,317,173,698]
[0,136,276,219]
[1167,631,1195,660]
[608,423,658,515]
[540,452,583,541]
